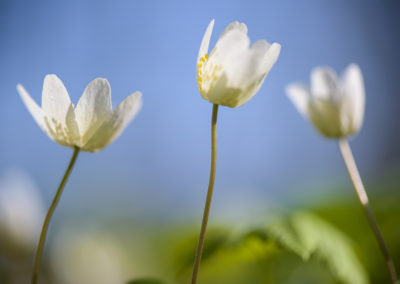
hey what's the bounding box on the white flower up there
[51,230,130,284]
[0,168,45,250]
[286,64,365,138]
[196,20,281,108]
[17,75,142,152]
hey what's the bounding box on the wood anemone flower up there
[197,19,281,108]
[17,74,142,152]
[286,64,365,138]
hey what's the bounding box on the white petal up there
[66,105,80,145]
[232,76,268,108]
[251,40,271,59]
[17,84,53,139]
[219,21,248,39]
[232,42,280,107]
[82,92,142,152]
[210,28,249,65]
[260,42,281,78]
[203,28,250,98]
[237,43,281,107]
[75,78,112,145]
[197,19,214,64]
[311,67,340,100]
[42,74,72,124]
[286,84,310,118]
[308,98,343,137]
[342,64,365,134]
[223,40,269,87]
[208,52,264,107]
[206,74,242,107]
[208,41,280,108]
[226,41,280,90]
[200,28,250,104]
[41,74,76,145]
[250,39,271,57]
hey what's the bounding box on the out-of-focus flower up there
[0,168,44,250]
[17,75,142,152]
[196,20,281,108]
[51,229,131,284]
[286,64,365,138]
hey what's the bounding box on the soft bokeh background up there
[0,0,399,283]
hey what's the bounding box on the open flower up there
[286,64,365,138]
[196,20,281,108]
[17,75,142,152]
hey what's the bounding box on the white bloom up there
[17,75,142,152]
[0,168,45,249]
[286,64,365,138]
[197,20,281,108]
[51,230,130,284]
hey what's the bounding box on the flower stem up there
[31,146,80,284]
[191,104,219,284]
[338,139,398,283]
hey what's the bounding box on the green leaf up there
[172,227,230,275]
[267,211,369,284]
[127,278,167,284]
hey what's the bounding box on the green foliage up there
[127,279,168,284]
[311,194,400,284]
[172,227,230,276]
[165,212,368,284]
[267,212,369,284]
[123,189,400,283]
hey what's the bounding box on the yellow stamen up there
[197,53,210,94]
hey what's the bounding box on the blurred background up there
[0,0,399,283]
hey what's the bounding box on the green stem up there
[339,139,398,283]
[31,146,80,284]
[191,104,219,284]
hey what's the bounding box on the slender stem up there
[31,146,80,284]
[191,104,219,284]
[339,139,398,283]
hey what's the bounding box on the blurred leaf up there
[172,227,230,276]
[312,195,400,283]
[165,212,370,283]
[267,211,369,284]
[127,278,168,284]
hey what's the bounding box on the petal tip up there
[44,74,60,81]
[133,91,142,97]
[346,63,361,74]
[271,42,281,51]
[88,77,110,87]
[130,91,143,105]
[207,19,215,33]
[268,42,281,58]
[226,21,248,35]
[16,83,23,92]
[94,77,110,84]
[16,84,30,100]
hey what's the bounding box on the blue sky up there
[0,0,399,221]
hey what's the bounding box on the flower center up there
[197,53,208,93]
[197,52,223,96]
